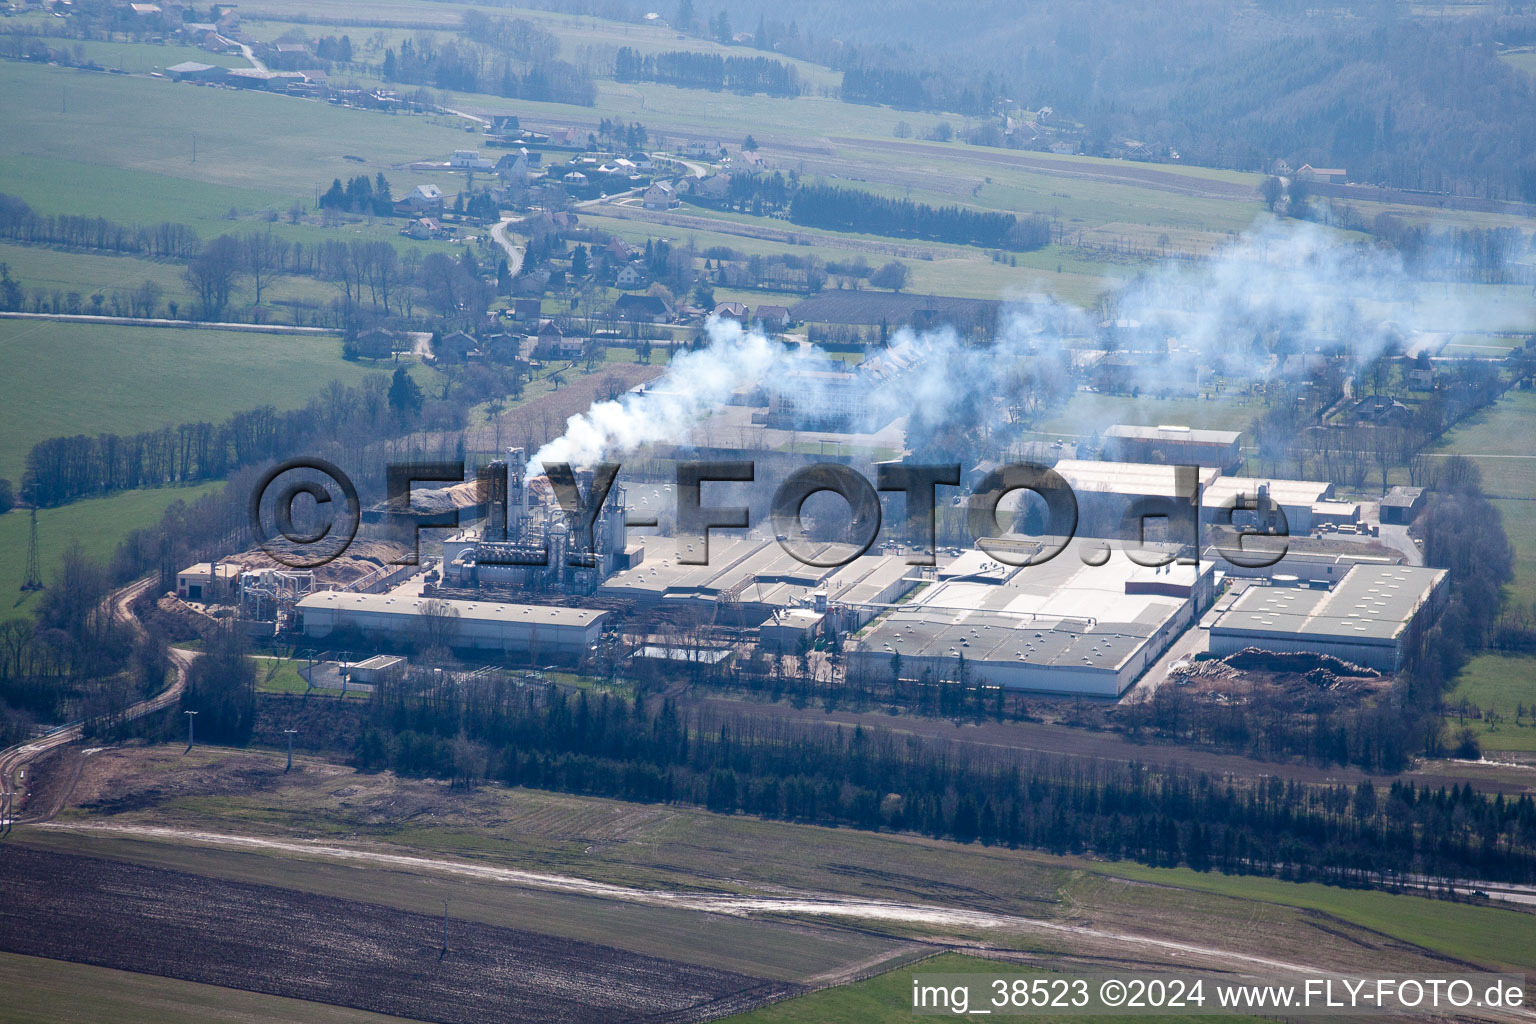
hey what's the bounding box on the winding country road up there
[0,577,194,830]
[489,215,524,280]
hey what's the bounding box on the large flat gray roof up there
[1105,424,1241,445]
[1053,459,1222,497]
[1210,564,1446,644]
[297,591,607,628]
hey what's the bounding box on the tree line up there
[0,193,200,258]
[331,674,1536,886]
[382,38,595,106]
[18,370,464,507]
[841,64,996,115]
[613,47,802,97]
[789,184,1053,251]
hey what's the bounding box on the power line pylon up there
[20,507,43,592]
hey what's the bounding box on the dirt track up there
[0,577,195,829]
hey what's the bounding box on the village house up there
[615,294,673,323]
[352,327,401,361]
[449,149,495,171]
[400,184,444,213]
[495,148,542,186]
[512,267,553,296]
[615,264,647,288]
[401,217,445,240]
[434,331,479,364]
[533,320,585,360]
[712,301,748,323]
[642,180,678,210]
[1350,394,1414,427]
[755,304,791,331]
[1296,164,1347,182]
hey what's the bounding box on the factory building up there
[1208,564,1447,670]
[1049,460,1219,540]
[1203,475,1334,533]
[1048,460,1333,537]
[176,562,241,603]
[597,536,918,627]
[295,591,607,661]
[441,449,635,594]
[1101,424,1243,471]
[845,539,1216,696]
[767,338,923,429]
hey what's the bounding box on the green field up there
[721,953,1264,1024]
[0,240,340,321]
[1036,390,1265,436]
[254,656,368,698]
[1445,653,1536,753]
[1430,388,1536,502]
[0,319,433,481]
[0,483,221,619]
[0,60,473,196]
[1078,860,1536,972]
[0,951,426,1024]
[25,36,254,72]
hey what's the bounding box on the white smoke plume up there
[532,218,1529,469]
[531,316,817,470]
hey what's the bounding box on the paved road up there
[0,311,336,335]
[237,42,266,73]
[489,216,524,279]
[0,577,194,830]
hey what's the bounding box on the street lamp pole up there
[183,710,198,753]
[284,729,298,772]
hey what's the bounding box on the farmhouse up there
[1296,164,1347,182]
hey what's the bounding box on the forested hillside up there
[537,0,1536,199]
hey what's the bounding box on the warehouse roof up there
[1104,424,1241,445]
[1053,459,1221,497]
[857,608,1155,673]
[1210,564,1445,645]
[296,591,607,628]
[1381,486,1426,509]
[1205,475,1333,509]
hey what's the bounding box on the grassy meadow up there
[0,483,222,620]
[1444,654,1536,754]
[0,952,425,1024]
[0,319,435,481]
